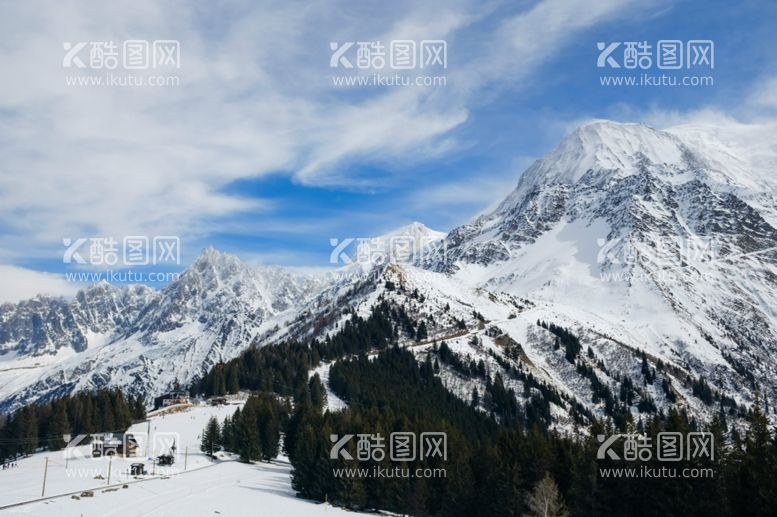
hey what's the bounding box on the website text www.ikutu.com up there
[328,39,448,88]
[596,39,715,88]
[599,465,715,479]
[333,465,447,479]
[331,73,446,87]
[597,432,717,480]
[65,72,180,88]
[64,270,180,284]
[599,73,713,87]
[62,39,181,88]
[61,235,182,283]
[329,431,448,479]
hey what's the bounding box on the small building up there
[209,396,228,406]
[161,391,190,407]
[124,433,140,456]
[92,433,139,458]
[227,391,250,403]
[157,454,175,466]
[130,463,147,476]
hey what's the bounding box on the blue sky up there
[0,0,775,300]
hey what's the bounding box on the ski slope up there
[308,362,348,412]
[0,403,368,516]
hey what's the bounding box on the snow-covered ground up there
[308,362,347,412]
[0,403,368,516]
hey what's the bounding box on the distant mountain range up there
[2,120,775,427]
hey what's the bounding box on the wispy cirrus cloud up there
[0,0,653,288]
[747,75,777,112]
[0,265,82,303]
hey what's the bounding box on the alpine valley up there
[2,119,776,432]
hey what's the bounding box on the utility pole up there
[41,458,49,497]
[145,420,151,456]
[184,447,188,471]
[107,455,113,485]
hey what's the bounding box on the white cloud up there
[406,158,533,217]
[747,75,777,111]
[0,0,650,266]
[451,0,648,94]
[0,265,82,304]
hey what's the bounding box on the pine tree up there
[98,391,115,432]
[308,374,326,411]
[256,398,281,460]
[210,369,227,396]
[237,406,262,462]
[227,365,240,394]
[132,395,147,420]
[731,395,777,514]
[21,409,38,455]
[111,390,133,429]
[416,320,428,340]
[200,416,222,457]
[221,415,235,452]
[47,403,70,451]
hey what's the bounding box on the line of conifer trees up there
[284,345,777,516]
[189,299,777,515]
[200,393,289,462]
[0,389,145,462]
[192,300,408,399]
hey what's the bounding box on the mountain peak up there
[576,118,650,132]
[541,120,685,181]
[489,119,777,229]
[352,222,446,267]
[489,120,692,219]
[380,221,446,240]
[192,246,242,272]
[196,245,226,261]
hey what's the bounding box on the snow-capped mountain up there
[0,224,443,413]
[353,221,446,267]
[287,121,777,428]
[128,246,325,336]
[417,120,777,422]
[1,120,775,429]
[0,248,331,412]
[0,282,155,357]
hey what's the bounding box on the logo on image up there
[597,432,714,462]
[330,432,447,461]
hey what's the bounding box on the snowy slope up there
[420,120,777,420]
[354,221,446,267]
[1,120,775,430]
[0,249,334,413]
[288,122,777,428]
[0,224,446,413]
[0,404,369,516]
[308,362,348,412]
